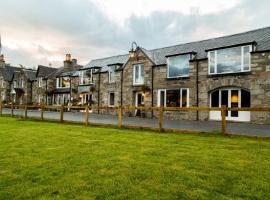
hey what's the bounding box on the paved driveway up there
[2,108,270,137]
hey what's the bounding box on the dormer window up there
[133,64,144,85]
[108,65,116,83]
[167,54,190,78]
[57,77,70,88]
[38,77,43,87]
[208,45,252,75]
[79,69,93,85]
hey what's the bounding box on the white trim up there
[157,88,190,107]
[208,45,252,75]
[56,77,70,88]
[108,92,115,107]
[108,66,116,83]
[167,54,190,78]
[133,64,144,85]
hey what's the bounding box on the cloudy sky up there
[0,0,269,68]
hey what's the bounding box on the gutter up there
[196,60,199,121]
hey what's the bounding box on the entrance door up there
[135,92,144,116]
[210,88,250,122]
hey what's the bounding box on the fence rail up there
[0,103,270,135]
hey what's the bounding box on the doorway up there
[135,92,144,116]
[210,88,250,122]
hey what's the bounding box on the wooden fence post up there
[159,106,164,132]
[11,102,14,117]
[85,106,89,126]
[118,106,122,128]
[41,105,44,120]
[221,105,227,135]
[24,105,28,119]
[60,106,64,122]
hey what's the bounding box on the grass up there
[0,117,269,200]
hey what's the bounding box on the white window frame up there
[208,45,252,75]
[133,64,144,85]
[108,92,115,107]
[167,54,190,78]
[56,77,70,88]
[157,88,190,107]
[108,65,116,83]
[79,70,93,85]
[38,77,43,87]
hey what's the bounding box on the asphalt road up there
[2,108,270,137]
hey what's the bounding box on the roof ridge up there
[149,26,270,52]
[90,53,128,62]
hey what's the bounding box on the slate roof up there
[0,65,21,82]
[45,64,83,79]
[83,26,270,72]
[24,69,37,81]
[36,65,58,78]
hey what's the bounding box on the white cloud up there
[94,0,242,25]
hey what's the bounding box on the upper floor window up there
[108,65,116,83]
[38,77,43,87]
[57,77,70,88]
[167,54,190,78]
[158,88,189,107]
[13,81,17,88]
[208,45,252,75]
[79,70,93,85]
[133,64,144,85]
[21,79,24,88]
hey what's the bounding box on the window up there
[79,70,93,85]
[38,77,43,87]
[108,65,116,83]
[13,81,17,88]
[167,54,190,78]
[53,94,70,105]
[108,92,115,106]
[133,64,144,85]
[158,89,189,107]
[57,77,70,88]
[208,45,252,74]
[21,79,24,88]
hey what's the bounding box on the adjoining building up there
[79,27,270,124]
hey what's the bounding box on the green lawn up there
[0,117,269,200]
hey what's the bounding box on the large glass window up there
[167,54,190,78]
[158,89,189,107]
[57,77,70,88]
[79,70,93,85]
[208,45,252,74]
[108,65,116,83]
[133,64,144,85]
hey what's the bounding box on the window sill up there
[133,83,144,86]
[207,71,251,78]
[166,76,190,81]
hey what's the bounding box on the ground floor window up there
[52,94,70,105]
[158,88,189,107]
[108,92,115,107]
[81,93,92,105]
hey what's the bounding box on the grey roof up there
[24,69,37,81]
[83,26,270,71]
[37,65,58,78]
[0,65,21,82]
[83,54,129,72]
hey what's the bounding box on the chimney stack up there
[66,54,71,61]
[72,58,77,65]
